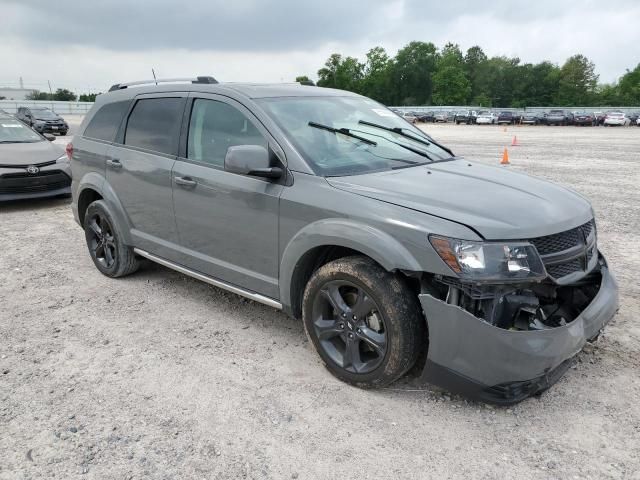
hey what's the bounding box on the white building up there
[0,88,37,100]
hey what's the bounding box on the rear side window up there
[83,101,130,142]
[124,98,184,155]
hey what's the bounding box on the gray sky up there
[1,0,638,93]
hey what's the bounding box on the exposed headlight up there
[429,235,546,282]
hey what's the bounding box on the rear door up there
[171,94,284,299]
[107,93,186,259]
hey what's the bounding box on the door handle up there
[106,159,122,169]
[174,176,197,187]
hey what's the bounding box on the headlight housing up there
[56,153,68,164]
[429,235,546,283]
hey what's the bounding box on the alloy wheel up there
[87,213,117,269]
[311,280,387,374]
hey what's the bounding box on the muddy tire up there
[302,256,426,388]
[84,200,139,278]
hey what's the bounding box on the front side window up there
[257,96,452,177]
[124,98,184,155]
[187,99,267,167]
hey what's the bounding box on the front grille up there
[530,221,594,255]
[529,220,596,281]
[0,160,57,169]
[546,259,583,278]
[0,170,71,194]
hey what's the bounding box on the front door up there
[172,95,284,299]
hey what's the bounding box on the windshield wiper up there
[349,128,435,161]
[358,120,431,146]
[308,121,377,146]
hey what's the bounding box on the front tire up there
[302,256,425,388]
[84,200,139,278]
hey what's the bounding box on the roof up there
[103,81,358,100]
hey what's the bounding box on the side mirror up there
[44,133,56,141]
[224,145,282,179]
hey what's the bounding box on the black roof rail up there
[108,76,218,92]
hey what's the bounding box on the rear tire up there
[84,200,139,278]
[302,256,426,388]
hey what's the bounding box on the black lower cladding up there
[422,357,574,405]
[0,170,71,194]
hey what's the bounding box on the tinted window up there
[124,98,184,155]
[83,101,130,142]
[187,99,267,167]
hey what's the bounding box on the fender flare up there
[279,218,423,310]
[76,173,133,245]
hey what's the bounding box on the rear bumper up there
[418,261,619,404]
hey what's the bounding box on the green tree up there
[26,90,51,100]
[317,54,363,92]
[556,54,598,105]
[361,46,392,103]
[617,63,640,104]
[52,88,77,101]
[295,75,311,83]
[389,41,438,105]
[79,93,99,102]
[464,46,488,103]
[432,43,470,105]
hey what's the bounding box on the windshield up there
[0,120,43,143]
[31,109,58,119]
[257,96,453,176]
[549,110,564,115]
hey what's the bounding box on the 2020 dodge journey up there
[69,77,619,404]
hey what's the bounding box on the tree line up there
[297,43,640,107]
[25,89,98,102]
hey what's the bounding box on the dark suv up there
[69,77,618,404]
[17,107,69,135]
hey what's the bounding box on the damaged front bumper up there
[418,261,619,405]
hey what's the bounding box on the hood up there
[327,160,593,240]
[0,141,64,166]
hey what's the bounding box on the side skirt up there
[133,248,283,310]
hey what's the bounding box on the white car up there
[636,118,640,126]
[476,111,498,124]
[604,112,631,126]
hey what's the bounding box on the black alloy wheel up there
[311,280,387,374]
[87,211,117,270]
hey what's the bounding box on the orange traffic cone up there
[511,135,519,146]
[501,147,510,165]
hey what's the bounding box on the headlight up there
[56,154,68,164]
[429,235,546,282]
[34,120,45,126]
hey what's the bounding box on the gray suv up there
[70,77,618,404]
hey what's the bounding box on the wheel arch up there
[280,219,423,318]
[76,174,133,245]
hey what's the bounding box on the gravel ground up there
[1,123,639,479]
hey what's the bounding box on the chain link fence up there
[0,100,94,115]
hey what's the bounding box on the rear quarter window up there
[83,101,130,142]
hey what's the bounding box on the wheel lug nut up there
[341,313,346,318]
[339,323,344,329]
[352,315,357,320]
[357,328,361,334]
[348,333,354,339]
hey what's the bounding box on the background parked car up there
[401,112,417,124]
[434,111,449,122]
[627,112,640,125]
[454,110,477,124]
[16,107,69,135]
[497,111,517,125]
[416,111,435,122]
[604,112,631,126]
[546,109,573,126]
[521,112,541,125]
[573,112,597,126]
[0,112,70,201]
[475,111,498,124]
[594,112,607,126]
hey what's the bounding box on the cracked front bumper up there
[418,262,619,404]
